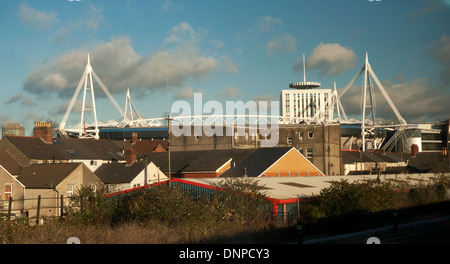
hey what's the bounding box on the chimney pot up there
[33,121,52,143]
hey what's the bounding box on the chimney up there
[125,147,137,166]
[132,132,138,145]
[33,121,52,144]
[411,144,419,157]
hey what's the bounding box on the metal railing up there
[1,195,65,224]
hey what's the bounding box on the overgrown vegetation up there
[1,178,277,244]
[1,175,449,243]
[299,174,450,236]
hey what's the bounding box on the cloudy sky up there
[1,0,449,134]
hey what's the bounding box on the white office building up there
[281,81,333,124]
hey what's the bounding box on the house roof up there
[3,136,125,161]
[113,140,168,153]
[406,152,450,173]
[220,147,299,177]
[16,163,82,189]
[143,148,257,174]
[0,149,22,175]
[95,162,147,184]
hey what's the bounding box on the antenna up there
[303,54,306,83]
[289,53,320,89]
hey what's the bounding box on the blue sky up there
[1,0,449,135]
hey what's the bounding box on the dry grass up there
[0,218,288,244]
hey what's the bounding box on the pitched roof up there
[220,147,295,177]
[3,136,125,161]
[143,149,256,174]
[113,140,168,153]
[95,162,146,184]
[0,149,22,175]
[16,163,82,189]
[406,152,450,173]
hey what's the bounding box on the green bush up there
[300,175,450,236]
[65,185,113,226]
[65,179,272,232]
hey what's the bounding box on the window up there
[287,137,293,144]
[306,148,313,158]
[299,132,304,140]
[308,131,314,139]
[66,150,79,157]
[4,184,12,201]
[234,131,239,140]
[67,184,74,197]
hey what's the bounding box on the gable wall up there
[262,149,324,177]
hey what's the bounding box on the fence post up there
[36,195,41,225]
[7,196,12,221]
[296,220,303,244]
[60,195,64,220]
[393,210,398,233]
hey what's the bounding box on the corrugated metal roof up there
[184,173,440,200]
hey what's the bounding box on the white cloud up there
[85,5,104,30]
[161,0,182,12]
[219,55,238,75]
[256,16,282,32]
[18,4,58,30]
[407,2,443,19]
[267,33,297,55]
[218,87,242,99]
[164,22,206,45]
[5,92,35,106]
[308,42,357,76]
[427,34,450,85]
[175,87,196,99]
[210,39,225,49]
[23,36,236,100]
[339,78,450,123]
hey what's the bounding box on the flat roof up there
[183,173,443,200]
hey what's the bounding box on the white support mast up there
[123,88,143,122]
[79,54,99,139]
[331,81,341,121]
[337,52,407,151]
[59,54,125,139]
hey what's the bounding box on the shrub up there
[65,185,113,226]
[300,174,450,236]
